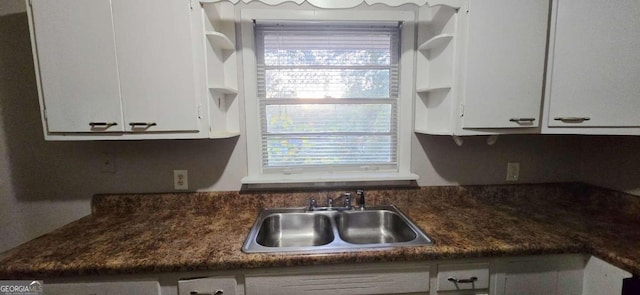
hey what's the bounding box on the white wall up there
[0,0,24,16]
[0,1,585,253]
[1,2,37,254]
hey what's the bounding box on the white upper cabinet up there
[414,0,549,136]
[544,0,640,134]
[111,0,200,132]
[30,0,124,133]
[460,0,548,130]
[27,0,240,140]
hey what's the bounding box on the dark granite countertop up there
[1,183,639,279]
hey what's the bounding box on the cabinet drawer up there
[245,269,429,295]
[437,263,489,291]
[44,281,160,295]
[178,276,237,295]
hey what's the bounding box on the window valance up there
[199,0,461,9]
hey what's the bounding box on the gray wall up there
[580,136,640,196]
[0,1,608,253]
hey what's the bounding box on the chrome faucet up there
[308,192,353,211]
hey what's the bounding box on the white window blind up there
[255,22,401,174]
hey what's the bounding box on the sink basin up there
[242,205,434,254]
[256,213,334,247]
[335,210,416,244]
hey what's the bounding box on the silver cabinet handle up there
[554,117,590,123]
[509,118,536,123]
[128,122,157,131]
[129,122,157,127]
[448,276,478,284]
[89,122,117,127]
[190,290,223,295]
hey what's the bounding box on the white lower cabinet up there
[44,280,160,295]
[244,263,430,295]
[178,276,237,295]
[493,255,585,295]
[582,256,631,295]
[38,254,632,295]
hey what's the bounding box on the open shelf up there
[418,34,453,52]
[198,1,239,139]
[206,31,235,50]
[209,86,238,94]
[210,130,240,138]
[414,4,458,135]
[414,128,449,135]
[416,85,452,93]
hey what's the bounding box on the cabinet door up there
[178,277,237,295]
[461,0,548,129]
[44,281,160,295]
[499,257,583,295]
[245,270,429,295]
[583,256,631,295]
[503,262,558,295]
[112,0,200,132]
[31,0,124,132]
[547,0,640,127]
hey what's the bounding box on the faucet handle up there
[356,189,365,210]
[327,197,334,208]
[309,198,317,211]
[344,192,352,209]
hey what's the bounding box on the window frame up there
[240,6,417,184]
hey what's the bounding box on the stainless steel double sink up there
[242,205,434,253]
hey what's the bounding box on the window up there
[241,8,416,184]
[256,22,400,174]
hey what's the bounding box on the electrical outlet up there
[100,153,116,173]
[506,162,520,181]
[173,170,188,190]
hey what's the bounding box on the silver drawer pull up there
[553,117,590,123]
[509,118,535,123]
[89,122,117,127]
[129,122,157,127]
[190,290,223,295]
[448,276,478,284]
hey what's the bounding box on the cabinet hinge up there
[43,109,47,120]
[197,105,202,119]
[459,104,464,117]
[188,0,193,10]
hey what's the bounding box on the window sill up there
[241,172,419,185]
